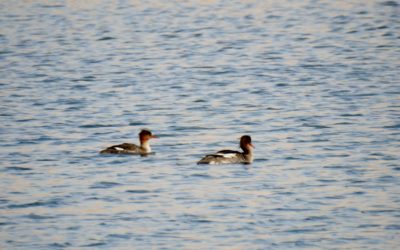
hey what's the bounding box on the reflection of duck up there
[197,135,254,164]
[100,130,157,155]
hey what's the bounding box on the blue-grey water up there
[1,1,399,249]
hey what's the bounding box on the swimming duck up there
[197,135,254,164]
[100,129,157,155]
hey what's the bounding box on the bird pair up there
[100,130,254,164]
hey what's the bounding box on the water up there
[0,0,399,249]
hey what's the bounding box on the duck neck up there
[140,140,151,153]
[241,146,253,163]
[241,145,252,155]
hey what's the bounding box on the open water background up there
[0,0,399,249]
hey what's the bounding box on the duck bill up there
[249,143,255,149]
[150,135,158,139]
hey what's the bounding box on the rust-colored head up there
[139,129,158,143]
[240,135,254,153]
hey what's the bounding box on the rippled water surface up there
[1,0,400,249]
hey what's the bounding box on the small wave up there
[380,1,399,7]
[304,216,329,221]
[17,140,38,145]
[273,208,314,212]
[72,76,95,82]
[334,122,353,125]
[81,242,107,247]
[364,209,398,214]
[300,64,326,69]
[90,181,121,189]
[181,214,213,223]
[97,36,116,41]
[301,123,331,129]
[37,158,57,162]
[49,242,71,248]
[210,81,230,86]
[128,121,148,126]
[38,4,64,8]
[0,198,9,204]
[383,124,400,129]
[5,166,32,171]
[377,175,396,182]
[36,135,54,141]
[126,189,151,194]
[385,224,400,230]
[8,199,63,209]
[193,219,213,223]
[0,221,15,226]
[357,224,380,228]
[108,159,131,164]
[284,227,325,234]
[107,233,132,239]
[0,50,12,55]
[79,124,121,128]
[207,70,235,75]
[341,113,363,117]
[170,126,209,131]
[324,165,351,169]
[8,202,44,209]
[284,156,302,160]
[317,179,337,183]
[325,195,345,200]
[189,173,212,178]
[349,179,367,184]
[15,118,36,122]
[7,152,30,157]
[24,213,54,220]
[70,85,89,91]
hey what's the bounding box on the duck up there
[100,129,157,155]
[197,135,254,164]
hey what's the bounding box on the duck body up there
[100,130,157,155]
[100,143,146,154]
[197,135,254,164]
